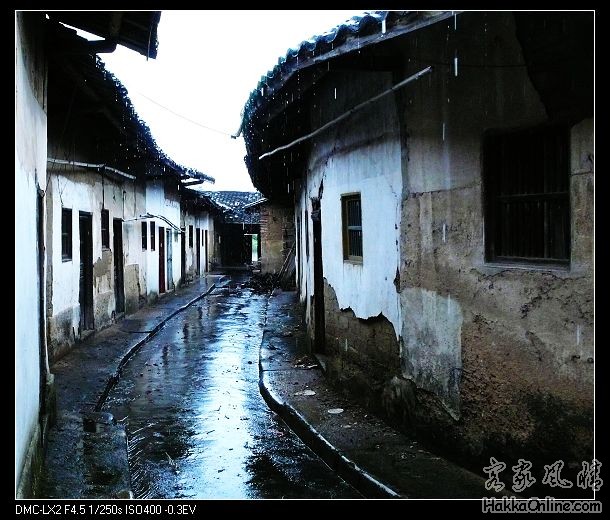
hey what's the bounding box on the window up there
[483,125,570,265]
[150,222,156,251]
[61,208,72,260]
[141,222,147,250]
[101,209,110,249]
[342,194,363,262]
[189,225,193,247]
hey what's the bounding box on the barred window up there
[62,208,72,260]
[484,125,570,265]
[342,194,363,262]
[150,222,156,251]
[101,209,110,249]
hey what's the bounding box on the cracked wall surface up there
[293,11,593,470]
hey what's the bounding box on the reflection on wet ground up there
[104,278,359,498]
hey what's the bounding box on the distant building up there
[201,191,264,269]
[241,11,594,473]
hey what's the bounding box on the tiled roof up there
[201,191,264,224]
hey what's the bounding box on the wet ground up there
[103,275,360,499]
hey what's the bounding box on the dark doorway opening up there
[204,229,209,273]
[311,198,325,354]
[159,226,165,293]
[196,227,201,276]
[181,227,186,284]
[79,212,94,331]
[166,228,173,291]
[113,219,125,314]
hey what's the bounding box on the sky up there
[99,10,362,192]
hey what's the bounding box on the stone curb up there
[258,355,401,499]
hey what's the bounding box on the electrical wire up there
[134,91,235,137]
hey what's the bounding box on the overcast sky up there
[100,10,361,192]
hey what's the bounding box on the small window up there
[141,222,147,250]
[150,222,156,251]
[189,225,193,247]
[61,208,72,260]
[101,209,110,249]
[484,125,570,265]
[342,194,363,262]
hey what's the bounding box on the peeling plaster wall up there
[15,12,47,494]
[45,166,146,359]
[397,12,593,465]
[296,69,402,338]
[294,11,593,467]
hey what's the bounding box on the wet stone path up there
[103,278,359,499]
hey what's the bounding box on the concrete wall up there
[295,11,593,468]
[15,12,47,495]
[45,166,147,360]
[260,203,293,274]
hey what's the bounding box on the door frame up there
[158,226,165,293]
[79,211,94,331]
[196,227,201,276]
[311,197,325,353]
[113,218,125,314]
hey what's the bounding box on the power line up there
[135,91,235,137]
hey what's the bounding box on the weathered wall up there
[396,12,593,467]
[15,12,47,495]
[181,208,213,282]
[296,68,402,337]
[295,11,593,470]
[145,181,182,297]
[260,203,293,274]
[45,165,146,360]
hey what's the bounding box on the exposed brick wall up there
[260,203,294,274]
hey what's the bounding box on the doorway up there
[204,229,209,273]
[181,227,186,284]
[311,198,325,353]
[113,219,125,314]
[196,227,201,276]
[166,228,173,291]
[79,212,94,331]
[159,226,165,293]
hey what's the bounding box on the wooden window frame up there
[101,209,110,250]
[341,193,363,263]
[150,222,156,251]
[483,123,571,267]
[141,221,147,250]
[61,208,72,261]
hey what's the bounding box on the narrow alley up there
[102,275,359,499]
[16,9,596,511]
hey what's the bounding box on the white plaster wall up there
[145,181,182,295]
[297,70,403,338]
[15,13,47,491]
[182,210,213,275]
[48,173,126,320]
